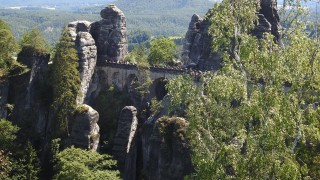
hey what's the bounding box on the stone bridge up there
[95,62,186,100]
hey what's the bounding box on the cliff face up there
[0,83,9,119]
[183,0,282,70]
[67,21,98,105]
[8,48,51,137]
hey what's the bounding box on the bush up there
[54,147,120,180]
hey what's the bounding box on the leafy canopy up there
[0,19,19,79]
[167,0,320,179]
[54,147,120,180]
[51,27,80,137]
[20,28,49,53]
[148,37,177,65]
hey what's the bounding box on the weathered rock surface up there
[260,0,281,37]
[69,104,100,151]
[67,21,98,104]
[8,48,50,136]
[90,4,128,63]
[182,11,221,70]
[113,106,138,180]
[183,0,282,70]
[0,83,9,119]
[141,115,193,180]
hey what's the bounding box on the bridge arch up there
[150,78,168,100]
[125,73,139,92]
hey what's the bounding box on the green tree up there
[53,147,120,180]
[125,44,149,64]
[0,119,20,151]
[20,28,49,53]
[166,0,320,179]
[51,28,80,137]
[10,141,40,180]
[148,37,177,65]
[0,119,18,179]
[0,19,19,79]
[0,150,11,179]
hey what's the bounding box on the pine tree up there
[20,28,49,54]
[51,27,80,137]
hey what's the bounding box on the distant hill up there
[79,0,214,36]
[0,0,214,46]
[0,0,114,11]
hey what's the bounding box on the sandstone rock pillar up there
[90,4,128,63]
[113,106,138,180]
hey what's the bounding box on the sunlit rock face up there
[69,104,100,151]
[67,21,98,105]
[113,106,138,180]
[90,4,128,63]
[183,0,282,70]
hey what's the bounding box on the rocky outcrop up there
[182,11,221,70]
[257,0,283,45]
[141,115,193,180]
[69,104,100,151]
[8,48,50,136]
[90,4,128,63]
[113,106,138,180]
[183,0,282,70]
[67,21,98,104]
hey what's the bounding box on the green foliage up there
[0,119,20,151]
[0,119,18,179]
[0,150,11,179]
[20,28,49,53]
[74,105,89,115]
[10,141,40,180]
[148,37,177,65]
[125,44,149,64]
[150,98,163,115]
[166,1,320,179]
[53,147,120,180]
[0,120,40,180]
[0,19,20,79]
[158,116,188,142]
[51,27,80,137]
[128,30,151,51]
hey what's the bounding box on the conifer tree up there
[0,19,18,79]
[51,27,80,137]
[20,28,49,53]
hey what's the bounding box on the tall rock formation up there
[141,115,193,180]
[182,11,221,70]
[67,21,98,104]
[113,106,138,180]
[183,0,282,70]
[68,104,100,151]
[8,48,51,136]
[90,4,128,63]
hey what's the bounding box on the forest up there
[0,0,319,179]
[0,0,213,46]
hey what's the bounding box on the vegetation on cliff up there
[51,28,80,137]
[0,19,22,79]
[167,0,320,179]
[54,147,120,179]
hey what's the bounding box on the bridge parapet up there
[97,61,185,74]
